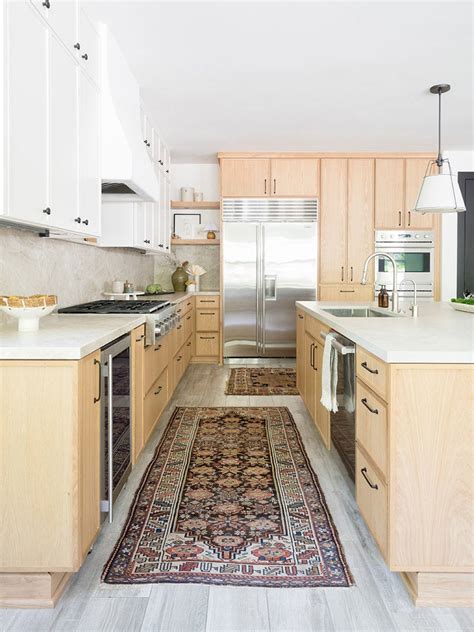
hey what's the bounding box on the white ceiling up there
[88,1,473,163]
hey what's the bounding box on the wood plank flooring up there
[1,361,472,632]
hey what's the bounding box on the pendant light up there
[414,84,466,214]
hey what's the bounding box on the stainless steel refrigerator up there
[223,198,317,358]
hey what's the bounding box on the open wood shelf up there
[171,239,220,246]
[171,201,220,210]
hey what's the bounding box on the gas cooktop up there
[58,300,170,314]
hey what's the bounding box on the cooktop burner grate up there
[58,300,170,314]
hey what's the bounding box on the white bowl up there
[450,302,474,314]
[0,304,56,331]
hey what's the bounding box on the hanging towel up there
[320,333,339,412]
[343,352,355,413]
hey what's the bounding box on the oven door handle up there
[107,352,114,524]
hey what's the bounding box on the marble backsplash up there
[0,225,156,323]
[154,244,220,292]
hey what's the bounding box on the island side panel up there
[0,361,79,572]
[389,363,474,572]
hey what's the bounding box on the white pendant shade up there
[414,173,466,214]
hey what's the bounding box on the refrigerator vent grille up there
[222,198,318,222]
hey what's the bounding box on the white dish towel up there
[320,332,339,412]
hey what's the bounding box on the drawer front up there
[176,317,185,349]
[143,336,169,395]
[195,332,219,357]
[356,446,388,559]
[176,297,194,318]
[196,309,219,331]
[356,380,388,479]
[356,347,388,401]
[195,295,219,309]
[143,369,168,442]
[305,314,331,345]
[319,284,375,302]
[184,310,194,340]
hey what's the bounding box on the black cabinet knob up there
[74,42,81,50]
[144,239,150,244]
[43,207,51,215]
[42,0,50,8]
[166,169,169,174]
[82,53,88,61]
[74,217,81,223]
[144,139,148,145]
[158,243,163,248]
[159,160,163,165]
[82,219,89,226]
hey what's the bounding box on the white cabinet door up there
[5,2,49,225]
[31,0,77,53]
[152,127,161,165]
[144,204,154,248]
[77,7,99,86]
[49,31,78,229]
[78,71,100,235]
[134,204,147,248]
[143,115,152,158]
[163,145,171,178]
[164,177,171,252]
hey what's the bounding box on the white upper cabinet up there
[5,2,49,225]
[78,72,101,236]
[31,0,77,54]
[77,7,99,87]
[2,0,100,236]
[49,32,79,230]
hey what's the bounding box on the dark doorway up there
[457,172,474,297]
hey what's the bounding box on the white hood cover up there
[100,25,159,202]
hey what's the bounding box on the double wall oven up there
[375,230,435,300]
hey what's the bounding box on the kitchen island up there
[295,300,473,607]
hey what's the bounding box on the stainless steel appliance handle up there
[320,331,355,355]
[261,224,266,354]
[107,352,114,524]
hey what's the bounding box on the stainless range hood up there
[100,25,159,202]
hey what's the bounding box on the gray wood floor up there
[1,362,472,632]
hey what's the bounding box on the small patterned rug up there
[225,367,298,396]
[102,407,352,588]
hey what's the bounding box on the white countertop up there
[0,314,145,360]
[296,301,474,364]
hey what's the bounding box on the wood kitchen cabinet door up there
[296,309,305,398]
[347,159,375,283]
[375,159,404,228]
[320,159,348,283]
[220,159,270,197]
[303,332,316,420]
[404,158,435,229]
[270,159,319,197]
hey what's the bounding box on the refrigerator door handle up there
[264,275,277,301]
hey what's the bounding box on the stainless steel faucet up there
[361,252,399,313]
[400,279,419,317]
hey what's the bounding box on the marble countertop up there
[296,301,474,364]
[0,314,146,360]
[142,290,220,304]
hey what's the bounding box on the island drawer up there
[356,379,388,480]
[356,446,388,561]
[304,315,331,345]
[195,295,219,308]
[356,347,388,401]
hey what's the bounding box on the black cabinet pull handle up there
[43,207,51,215]
[312,343,317,371]
[177,325,182,330]
[309,342,315,368]
[264,178,267,194]
[82,219,89,226]
[74,42,81,50]
[159,160,164,166]
[74,217,81,223]
[187,342,191,346]
[154,386,162,395]
[82,53,88,61]
[200,300,215,303]
[298,314,303,319]
[177,356,182,362]
[42,0,50,8]
[186,316,191,320]
[350,266,354,282]
[361,361,379,375]
[339,290,355,293]
[200,336,215,340]
[201,312,215,315]
[135,334,145,342]
[398,211,402,226]
[361,467,378,490]
[361,398,379,415]
[144,239,150,244]
[273,178,276,195]
[154,344,162,351]
[93,358,101,403]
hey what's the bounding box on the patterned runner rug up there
[103,407,352,588]
[225,367,298,395]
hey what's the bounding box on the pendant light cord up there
[437,88,443,167]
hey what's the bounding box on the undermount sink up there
[322,307,401,318]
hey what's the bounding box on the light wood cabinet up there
[269,159,319,197]
[195,333,219,358]
[375,158,435,229]
[319,284,375,302]
[144,336,169,396]
[220,158,319,197]
[193,294,220,363]
[143,369,168,444]
[303,331,317,420]
[131,326,145,464]
[196,309,219,331]
[296,309,305,397]
[0,351,101,573]
[356,445,388,558]
[319,158,374,297]
[221,159,270,197]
